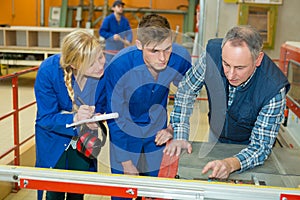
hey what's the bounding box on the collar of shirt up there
[228,68,257,107]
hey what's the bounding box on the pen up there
[77,96,86,106]
[77,96,92,115]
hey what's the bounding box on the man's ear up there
[255,52,264,67]
[136,40,143,50]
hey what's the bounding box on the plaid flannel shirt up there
[170,52,286,171]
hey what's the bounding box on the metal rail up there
[0,66,38,163]
[0,66,38,190]
[68,6,187,15]
[1,165,300,200]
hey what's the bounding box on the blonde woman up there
[34,29,106,200]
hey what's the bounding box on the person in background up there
[99,0,132,63]
[164,25,290,179]
[34,29,106,200]
[101,14,191,200]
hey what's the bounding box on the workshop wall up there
[0,0,189,33]
[0,0,299,58]
[204,0,300,59]
[0,0,38,26]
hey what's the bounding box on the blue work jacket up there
[104,44,191,172]
[34,54,105,169]
[99,13,132,51]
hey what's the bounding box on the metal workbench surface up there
[176,142,300,188]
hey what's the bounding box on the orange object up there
[158,153,179,178]
[284,109,289,117]
[195,4,200,32]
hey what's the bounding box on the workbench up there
[160,142,300,189]
[1,142,300,199]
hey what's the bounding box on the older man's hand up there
[202,157,241,179]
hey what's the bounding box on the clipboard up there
[66,112,119,128]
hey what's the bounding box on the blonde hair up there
[60,29,102,111]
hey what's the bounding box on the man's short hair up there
[112,0,125,7]
[137,14,172,47]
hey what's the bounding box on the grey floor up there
[0,66,209,200]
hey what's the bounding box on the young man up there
[164,26,290,179]
[99,0,132,63]
[103,14,191,200]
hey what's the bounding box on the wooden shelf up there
[0,26,96,49]
[0,26,97,67]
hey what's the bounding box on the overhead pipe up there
[12,0,15,18]
[69,6,186,15]
[86,0,94,28]
[76,0,84,28]
[70,3,187,29]
[40,0,45,26]
[198,0,206,47]
[36,0,38,25]
[103,0,108,19]
[215,0,220,37]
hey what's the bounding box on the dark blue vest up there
[206,38,290,144]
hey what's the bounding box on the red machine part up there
[19,178,137,198]
[279,42,300,76]
[280,193,300,200]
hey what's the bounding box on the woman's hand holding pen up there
[74,105,99,130]
[76,105,95,120]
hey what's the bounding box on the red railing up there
[0,66,38,183]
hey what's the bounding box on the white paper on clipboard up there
[66,112,119,128]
